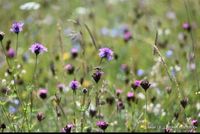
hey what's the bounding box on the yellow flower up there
[83,80,91,88]
[63,52,70,61]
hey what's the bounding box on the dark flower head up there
[89,108,97,118]
[117,99,125,111]
[124,31,132,42]
[38,88,48,99]
[62,123,74,133]
[99,47,113,61]
[92,70,103,83]
[69,80,80,90]
[0,31,5,41]
[10,22,24,34]
[64,64,74,74]
[0,123,6,129]
[182,22,191,32]
[37,112,45,122]
[29,43,47,55]
[106,96,115,105]
[120,64,130,75]
[96,121,109,131]
[7,48,15,58]
[165,86,172,94]
[57,83,65,92]
[82,88,88,94]
[164,127,172,133]
[140,80,151,91]
[191,119,198,127]
[116,89,123,96]
[127,92,135,102]
[71,48,78,59]
[180,97,188,109]
[131,80,141,90]
[174,112,179,120]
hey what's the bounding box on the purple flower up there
[62,123,74,133]
[10,22,24,34]
[92,70,103,83]
[99,47,113,61]
[117,99,125,111]
[124,31,132,42]
[71,48,78,58]
[38,88,48,99]
[96,121,109,131]
[191,119,198,127]
[120,64,130,74]
[7,48,15,58]
[127,92,135,102]
[64,64,74,74]
[116,89,123,96]
[131,80,141,90]
[57,83,65,92]
[29,43,47,55]
[37,112,45,122]
[69,80,79,90]
[182,22,191,31]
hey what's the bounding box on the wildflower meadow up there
[0,0,199,132]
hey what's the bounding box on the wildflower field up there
[0,0,200,132]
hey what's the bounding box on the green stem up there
[145,91,148,132]
[73,90,76,132]
[81,94,86,132]
[30,54,38,131]
[0,41,11,68]
[16,34,19,57]
[1,106,16,132]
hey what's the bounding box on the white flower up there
[20,2,40,10]
[75,7,89,15]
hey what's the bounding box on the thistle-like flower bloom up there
[64,64,74,74]
[127,92,135,102]
[180,97,188,109]
[37,112,45,122]
[140,80,151,92]
[191,119,198,127]
[99,47,113,61]
[182,22,191,31]
[0,31,5,41]
[131,80,141,90]
[7,48,16,58]
[96,121,109,131]
[29,43,47,55]
[116,89,123,96]
[62,123,74,133]
[10,22,24,34]
[71,48,78,59]
[57,83,65,92]
[92,70,103,83]
[69,80,79,90]
[38,88,48,99]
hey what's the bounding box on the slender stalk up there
[1,41,11,68]
[16,34,19,57]
[30,54,38,130]
[1,41,28,132]
[1,106,16,132]
[145,91,148,132]
[183,0,200,91]
[81,93,86,132]
[84,23,98,50]
[73,90,76,132]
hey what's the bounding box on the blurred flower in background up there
[20,2,40,10]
